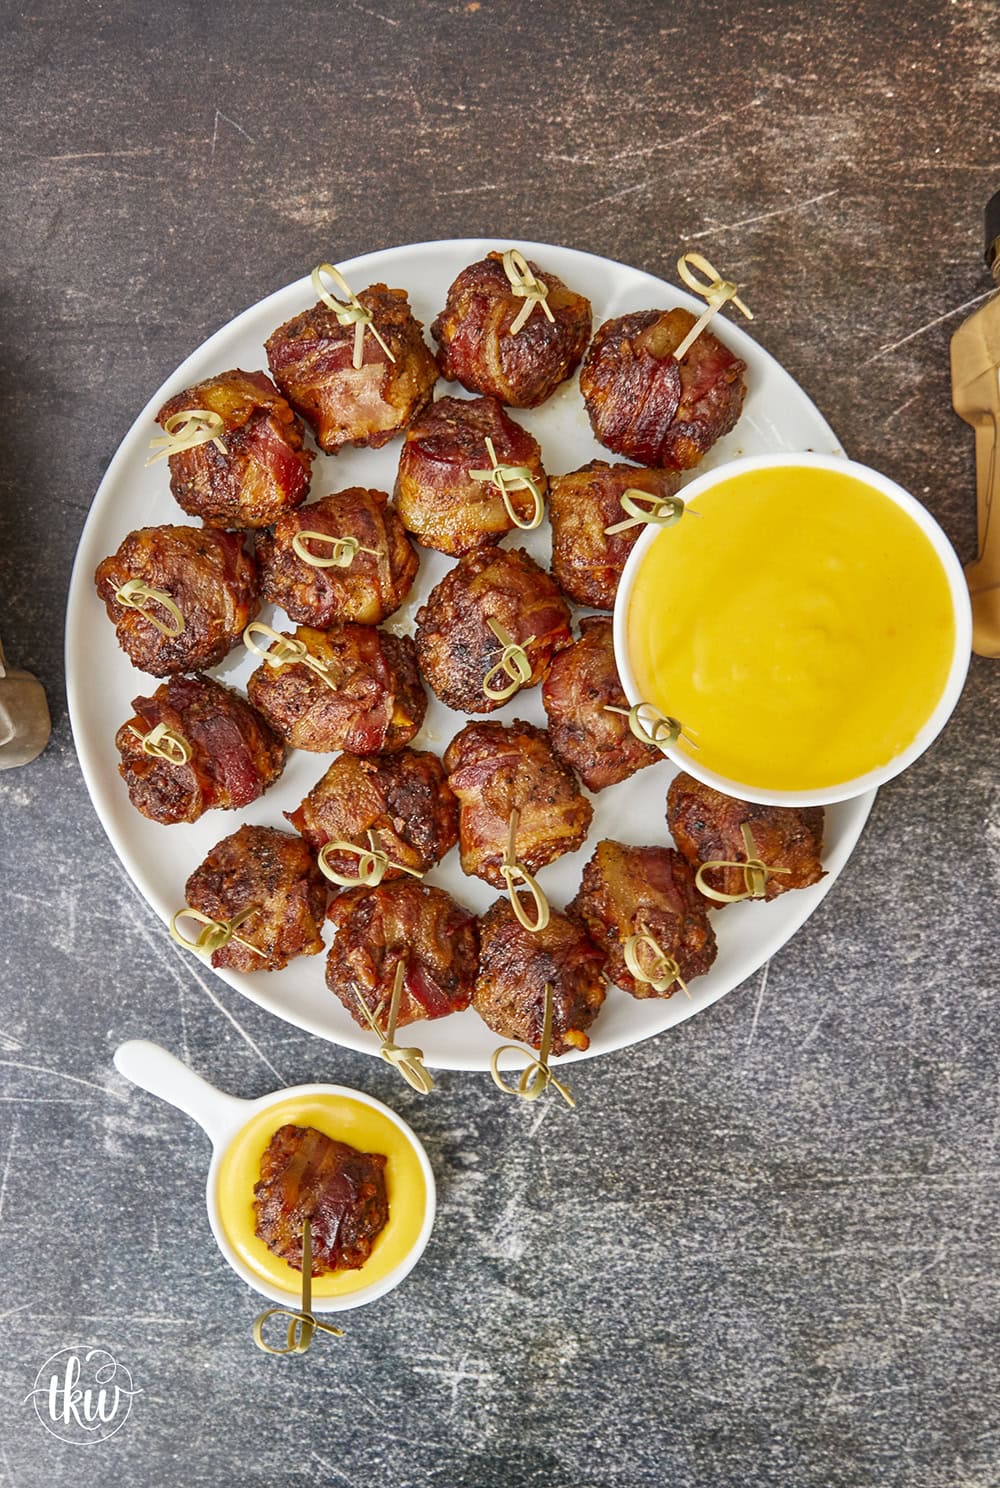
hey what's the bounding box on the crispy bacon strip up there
[667,771,825,905]
[395,395,546,555]
[474,897,606,1055]
[257,487,418,626]
[157,369,313,529]
[415,547,571,714]
[325,880,479,1030]
[549,459,681,610]
[569,839,717,998]
[254,1124,388,1274]
[184,824,327,973]
[542,616,664,791]
[432,251,592,408]
[247,623,426,755]
[265,284,438,453]
[94,525,259,677]
[287,748,458,880]
[444,719,592,888]
[581,308,746,469]
[116,673,285,825]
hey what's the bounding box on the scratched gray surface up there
[1,1,998,1485]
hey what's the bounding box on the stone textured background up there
[1,2,998,1484]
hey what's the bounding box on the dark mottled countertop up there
[1,2,998,1485]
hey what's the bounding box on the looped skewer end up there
[311,261,397,370]
[354,962,435,1095]
[243,621,335,690]
[623,926,690,998]
[695,821,793,904]
[489,982,576,1107]
[499,808,550,933]
[252,1219,345,1356]
[673,251,753,362]
[113,580,186,638]
[481,617,536,702]
[146,409,227,467]
[603,488,699,536]
[468,436,545,531]
[169,905,266,959]
[501,248,556,334]
[127,721,192,766]
[603,701,691,751]
[291,530,380,569]
[318,830,425,890]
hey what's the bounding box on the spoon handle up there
[114,1039,249,1147]
[965,408,1000,656]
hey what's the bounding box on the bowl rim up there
[204,1082,437,1313]
[611,450,973,807]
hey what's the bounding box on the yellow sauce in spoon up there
[626,465,956,792]
[216,1093,428,1298]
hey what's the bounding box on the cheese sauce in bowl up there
[614,454,971,806]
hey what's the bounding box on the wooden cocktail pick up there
[252,1218,345,1356]
[0,634,51,771]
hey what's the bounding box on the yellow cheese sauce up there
[627,466,956,792]
[216,1094,428,1298]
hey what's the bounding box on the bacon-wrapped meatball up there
[94,525,259,677]
[156,369,313,530]
[431,250,592,408]
[115,674,285,825]
[265,284,437,454]
[474,897,606,1055]
[549,459,681,610]
[667,772,825,906]
[395,395,546,555]
[182,824,327,973]
[287,748,458,881]
[444,720,592,887]
[326,880,478,1030]
[247,624,426,755]
[415,548,571,714]
[580,309,747,470]
[254,1124,388,1274]
[256,487,418,626]
[569,839,716,998]
[542,617,664,792]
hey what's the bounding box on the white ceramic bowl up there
[113,1041,436,1313]
[612,452,972,807]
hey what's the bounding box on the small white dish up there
[613,451,973,808]
[113,1040,436,1312]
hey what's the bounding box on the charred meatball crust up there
[580,308,747,470]
[667,772,825,905]
[183,824,327,973]
[474,897,606,1055]
[549,459,682,611]
[115,673,285,825]
[247,623,426,755]
[541,616,664,791]
[395,394,547,555]
[265,283,438,453]
[432,250,592,408]
[415,547,572,714]
[256,487,419,626]
[569,839,716,998]
[94,525,259,677]
[325,879,479,1030]
[287,748,458,881]
[444,719,592,888]
[156,368,313,529]
[254,1124,388,1274]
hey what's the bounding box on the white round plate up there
[67,238,875,1072]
